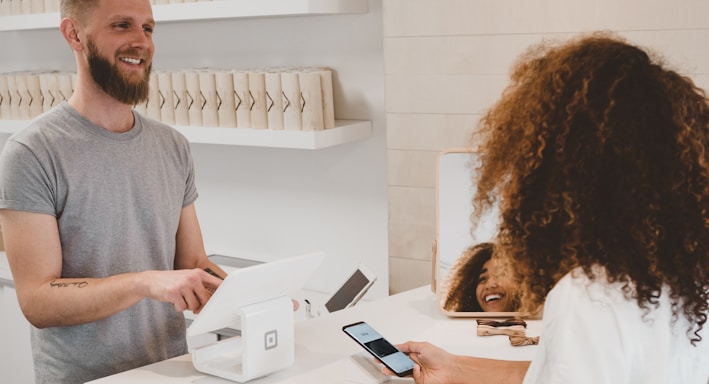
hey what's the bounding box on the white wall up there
[383,0,709,293]
[0,0,389,299]
[156,5,389,297]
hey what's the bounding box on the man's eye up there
[143,26,154,33]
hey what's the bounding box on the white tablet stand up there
[187,252,325,383]
[191,295,294,382]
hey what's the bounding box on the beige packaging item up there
[6,73,21,119]
[146,73,161,121]
[71,73,78,98]
[21,0,32,15]
[298,71,324,131]
[133,99,148,116]
[171,71,190,126]
[10,0,22,16]
[57,72,75,104]
[214,70,237,128]
[319,68,335,129]
[168,0,185,3]
[30,0,44,13]
[304,67,335,129]
[198,70,219,127]
[25,72,44,118]
[44,0,59,13]
[14,73,32,120]
[0,74,10,119]
[232,70,251,128]
[184,70,203,126]
[39,71,59,113]
[157,71,176,125]
[248,71,268,129]
[264,70,284,130]
[280,70,302,131]
[4,0,15,15]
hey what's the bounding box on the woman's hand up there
[385,341,530,384]
[384,341,458,384]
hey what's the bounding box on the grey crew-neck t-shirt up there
[0,102,198,383]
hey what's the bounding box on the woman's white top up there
[523,267,709,384]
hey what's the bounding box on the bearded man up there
[0,1,227,383]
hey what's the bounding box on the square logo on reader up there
[264,330,278,350]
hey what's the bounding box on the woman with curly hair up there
[441,242,519,313]
[392,33,709,384]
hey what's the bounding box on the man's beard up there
[87,39,151,105]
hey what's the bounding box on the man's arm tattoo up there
[49,280,88,288]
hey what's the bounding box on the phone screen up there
[342,321,414,377]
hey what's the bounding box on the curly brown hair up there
[472,32,709,344]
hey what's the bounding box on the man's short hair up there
[60,0,98,24]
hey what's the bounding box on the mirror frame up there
[433,149,530,318]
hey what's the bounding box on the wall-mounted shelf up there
[0,0,369,32]
[1,0,372,149]
[178,120,371,149]
[0,119,372,149]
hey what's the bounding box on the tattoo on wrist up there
[49,280,88,288]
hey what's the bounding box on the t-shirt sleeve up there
[180,137,198,208]
[0,138,57,216]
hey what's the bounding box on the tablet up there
[187,252,325,336]
[322,263,376,313]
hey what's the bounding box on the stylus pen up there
[304,299,312,318]
[204,267,224,280]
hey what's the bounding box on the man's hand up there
[140,268,223,314]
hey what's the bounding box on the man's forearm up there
[21,273,145,328]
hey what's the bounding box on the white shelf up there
[0,119,372,149]
[178,120,371,149]
[0,0,369,32]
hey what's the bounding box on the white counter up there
[1,252,541,384]
[88,286,541,384]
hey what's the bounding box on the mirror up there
[434,149,528,318]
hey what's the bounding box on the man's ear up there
[59,18,83,51]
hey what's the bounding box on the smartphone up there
[342,321,415,377]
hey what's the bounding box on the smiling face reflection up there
[475,259,516,312]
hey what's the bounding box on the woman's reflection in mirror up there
[442,242,519,312]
